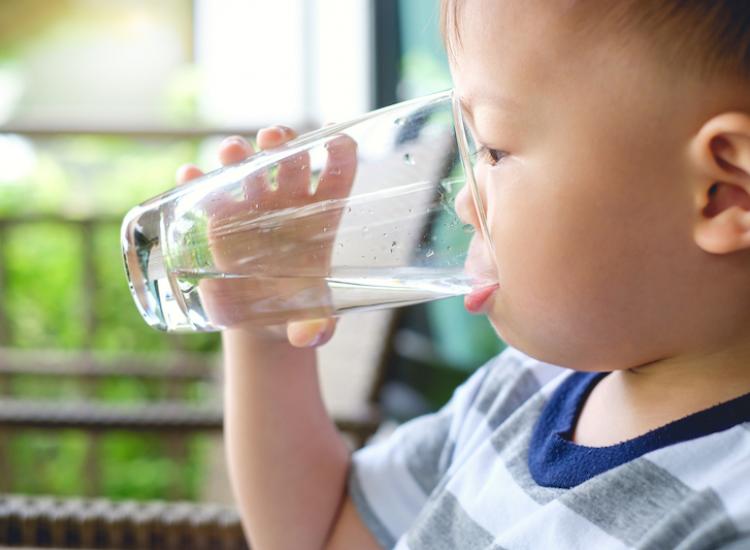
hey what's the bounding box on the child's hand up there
[175,127,356,347]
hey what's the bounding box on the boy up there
[177,0,750,547]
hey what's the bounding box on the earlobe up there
[695,206,750,254]
[690,112,750,254]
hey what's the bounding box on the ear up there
[691,112,750,254]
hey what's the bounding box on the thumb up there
[287,318,337,348]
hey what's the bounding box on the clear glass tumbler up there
[121,90,497,332]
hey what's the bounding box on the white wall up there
[195,0,373,129]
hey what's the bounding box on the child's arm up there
[177,133,381,549]
[222,329,379,549]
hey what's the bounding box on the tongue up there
[464,284,499,313]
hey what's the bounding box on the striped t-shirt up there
[348,347,750,549]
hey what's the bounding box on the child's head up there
[448,0,750,371]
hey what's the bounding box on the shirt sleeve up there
[347,360,493,549]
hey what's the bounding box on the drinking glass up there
[121,90,497,332]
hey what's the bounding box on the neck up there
[624,343,750,410]
[573,340,750,447]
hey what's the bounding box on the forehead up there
[444,0,581,53]
[447,0,581,104]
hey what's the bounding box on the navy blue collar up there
[529,371,750,489]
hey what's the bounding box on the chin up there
[486,314,562,367]
[486,312,511,346]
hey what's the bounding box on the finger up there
[176,164,204,186]
[219,135,255,166]
[208,138,261,245]
[257,125,297,150]
[256,125,312,203]
[215,135,266,201]
[286,318,337,348]
[278,150,311,202]
[317,134,358,201]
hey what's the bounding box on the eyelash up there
[474,146,509,166]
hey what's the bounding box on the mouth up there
[463,236,499,314]
[464,283,499,314]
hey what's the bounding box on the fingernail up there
[176,164,198,183]
[222,136,245,148]
[303,328,328,347]
[257,127,279,141]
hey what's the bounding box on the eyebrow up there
[458,93,520,121]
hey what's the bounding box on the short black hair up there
[441,0,750,81]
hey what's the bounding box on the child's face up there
[452,0,721,370]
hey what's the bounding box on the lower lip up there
[464,283,499,314]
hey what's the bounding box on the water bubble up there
[331,168,342,176]
[426,249,435,258]
[463,224,473,234]
[323,227,328,232]
[339,243,344,248]
[362,226,369,233]
[347,207,352,213]
[394,117,405,126]
[391,241,397,247]
[267,165,280,190]
[403,153,415,165]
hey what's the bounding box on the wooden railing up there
[0,347,221,498]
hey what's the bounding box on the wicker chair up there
[0,494,246,549]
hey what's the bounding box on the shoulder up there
[643,422,750,532]
[473,347,570,410]
[445,347,570,453]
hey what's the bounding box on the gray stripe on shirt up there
[348,466,396,549]
[720,536,750,550]
[559,458,738,549]
[486,368,542,431]
[489,392,566,505]
[402,411,454,496]
[476,357,540,428]
[402,359,540,504]
[406,490,507,550]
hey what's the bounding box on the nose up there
[454,181,482,230]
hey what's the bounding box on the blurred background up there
[0,0,503,513]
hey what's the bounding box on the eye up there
[476,146,509,166]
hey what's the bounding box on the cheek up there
[481,157,688,367]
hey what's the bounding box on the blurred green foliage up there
[2,135,220,500]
